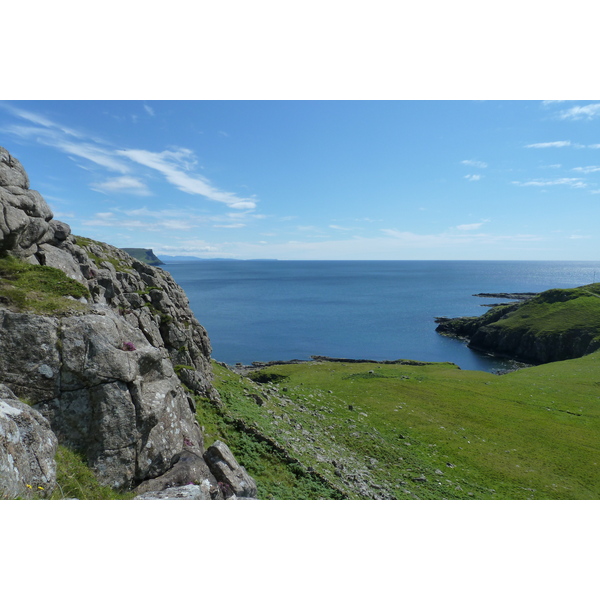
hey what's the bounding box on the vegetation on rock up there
[0,255,90,314]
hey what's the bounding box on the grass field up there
[207,353,600,500]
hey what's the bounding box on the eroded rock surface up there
[0,145,236,495]
[0,384,57,499]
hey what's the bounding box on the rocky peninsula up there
[436,287,600,364]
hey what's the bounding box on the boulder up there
[133,449,219,497]
[203,440,258,499]
[0,384,57,499]
[134,482,213,500]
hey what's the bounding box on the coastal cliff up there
[0,146,256,499]
[436,287,600,364]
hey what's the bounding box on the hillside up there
[200,354,600,499]
[436,284,600,364]
[120,247,164,266]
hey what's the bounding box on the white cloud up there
[455,221,488,231]
[329,224,355,231]
[512,178,587,188]
[91,176,152,195]
[213,223,246,228]
[572,166,600,174]
[117,148,257,210]
[461,160,488,168]
[558,103,600,120]
[143,104,155,117]
[464,174,482,181]
[525,141,571,149]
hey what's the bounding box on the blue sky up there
[2,100,600,260]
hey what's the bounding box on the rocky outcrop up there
[436,288,600,365]
[203,440,258,499]
[0,384,57,499]
[0,145,255,497]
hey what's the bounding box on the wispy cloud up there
[455,221,489,231]
[329,224,356,231]
[558,103,600,120]
[143,104,155,117]
[91,176,152,196]
[525,141,571,149]
[1,104,257,211]
[464,174,482,181]
[461,159,487,168]
[512,178,587,188]
[572,165,600,174]
[117,148,256,209]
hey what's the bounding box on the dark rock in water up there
[473,292,537,300]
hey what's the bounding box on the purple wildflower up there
[123,341,136,351]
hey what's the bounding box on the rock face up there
[0,384,57,499]
[0,146,255,497]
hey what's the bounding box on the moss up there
[0,255,90,315]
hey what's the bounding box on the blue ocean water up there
[163,260,600,372]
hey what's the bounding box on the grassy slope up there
[490,284,600,337]
[207,354,600,500]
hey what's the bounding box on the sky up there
[2,100,600,261]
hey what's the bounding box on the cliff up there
[436,286,600,364]
[120,248,164,266]
[0,146,256,499]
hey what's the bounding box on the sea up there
[162,260,600,373]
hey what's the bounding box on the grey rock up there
[0,384,57,499]
[203,440,258,498]
[0,146,237,492]
[134,482,213,500]
[37,243,88,284]
[0,312,61,403]
[133,449,219,497]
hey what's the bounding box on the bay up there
[163,260,600,372]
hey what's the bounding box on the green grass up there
[51,446,135,500]
[197,365,346,499]
[492,284,600,338]
[0,255,90,314]
[209,355,600,500]
[73,235,133,273]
